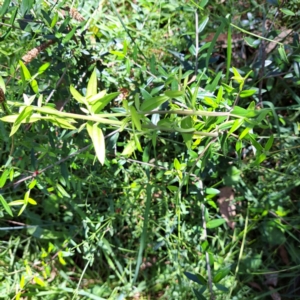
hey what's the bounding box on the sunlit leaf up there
[0,168,9,188]
[38,62,50,75]
[265,134,274,151]
[140,95,169,111]
[88,90,106,104]
[86,68,97,98]
[28,198,37,205]
[207,218,226,228]
[164,90,185,98]
[213,267,231,283]
[121,139,136,156]
[130,106,141,131]
[240,89,256,98]
[9,200,25,206]
[0,195,13,216]
[56,183,71,198]
[19,60,31,81]
[10,106,33,136]
[62,26,77,44]
[86,122,105,165]
[91,92,120,113]
[33,276,47,287]
[70,85,85,104]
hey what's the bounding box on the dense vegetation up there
[0,0,300,299]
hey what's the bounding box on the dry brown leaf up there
[248,281,262,291]
[265,272,278,287]
[269,286,281,300]
[278,245,290,265]
[217,186,236,229]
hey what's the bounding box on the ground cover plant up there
[0,0,300,299]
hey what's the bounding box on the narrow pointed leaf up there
[10,106,33,136]
[86,122,105,165]
[0,0,10,17]
[86,68,97,98]
[207,218,226,228]
[130,106,141,131]
[0,195,13,216]
[19,60,32,81]
[70,85,85,104]
[91,92,120,113]
[140,95,169,111]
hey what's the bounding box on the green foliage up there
[0,0,300,299]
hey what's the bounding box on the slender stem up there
[140,109,232,117]
[230,23,283,46]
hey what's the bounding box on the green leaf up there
[91,92,120,113]
[206,71,222,92]
[265,134,274,151]
[70,85,85,104]
[173,158,181,170]
[110,50,125,58]
[280,8,295,16]
[19,60,31,81]
[205,188,220,195]
[231,67,244,84]
[86,122,105,165]
[28,179,37,190]
[255,153,267,165]
[140,95,169,111]
[193,289,206,300]
[216,86,223,103]
[239,127,251,140]
[0,194,13,216]
[20,0,34,15]
[56,183,70,198]
[278,45,288,64]
[0,0,10,17]
[184,272,207,285]
[48,117,77,130]
[51,12,59,28]
[121,140,136,156]
[9,200,25,206]
[213,267,231,283]
[30,79,39,94]
[203,97,218,108]
[0,168,9,188]
[240,89,256,98]
[140,88,152,101]
[17,204,27,216]
[10,106,33,136]
[86,68,97,98]
[62,26,77,44]
[207,219,226,228]
[130,106,141,131]
[200,0,209,8]
[0,7,17,41]
[231,106,257,118]
[38,63,50,75]
[198,15,209,33]
[28,198,37,205]
[164,90,185,98]
[88,90,106,104]
[228,118,243,135]
[248,134,264,151]
[134,134,142,152]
